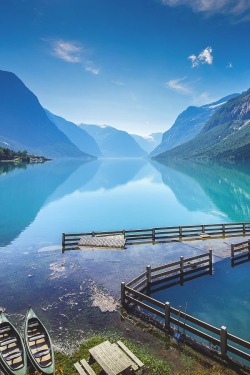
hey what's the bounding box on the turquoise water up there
[2,158,250,248]
[150,258,250,342]
[0,159,250,353]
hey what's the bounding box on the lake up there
[0,158,250,352]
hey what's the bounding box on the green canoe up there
[24,307,55,375]
[0,310,27,375]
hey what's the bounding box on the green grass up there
[53,335,173,375]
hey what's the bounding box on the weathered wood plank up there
[74,362,88,375]
[80,359,96,375]
[117,340,144,368]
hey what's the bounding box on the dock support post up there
[152,228,155,242]
[180,256,184,286]
[231,244,234,259]
[220,326,227,357]
[179,226,182,238]
[146,265,151,286]
[121,282,125,306]
[165,302,170,330]
[209,249,212,275]
[62,233,65,251]
[243,222,246,234]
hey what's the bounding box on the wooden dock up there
[62,221,250,252]
[121,249,250,366]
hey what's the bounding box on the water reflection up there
[152,160,250,222]
[0,160,91,246]
[0,159,147,247]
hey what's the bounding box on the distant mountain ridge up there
[151,94,239,157]
[79,124,147,158]
[0,70,90,158]
[155,89,250,160]
[45,110,102,157]
[131,133,162,154]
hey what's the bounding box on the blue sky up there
[1,0,250,135]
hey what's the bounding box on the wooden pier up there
[121,251,250,366]
[62,221,250,252]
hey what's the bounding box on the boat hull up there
[24,307,55,375]
[0,311,27,375]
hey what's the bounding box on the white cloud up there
[165,77,191,94]
[192,91,215,105]
[85,65,100,75]
[188,47,213,67]
[226,61,233,68]
[52,40,82,63]
[160,0,250,19]
[49,39,100,75]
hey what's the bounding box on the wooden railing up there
[121,252,250,365]
[231,239,250,267]
[62,222,250,251]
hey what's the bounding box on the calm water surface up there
[0,159,250,352]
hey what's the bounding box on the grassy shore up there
[50,319,250,375]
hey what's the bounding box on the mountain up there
[0,70,91,158]
[154,89,250,160]
[150,94,239,157]
[131,133,163,154]
[45,110,102,157]
[79,124,147,158]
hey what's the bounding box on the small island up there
[0,146,51,164]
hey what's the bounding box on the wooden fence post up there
[243,222,246,234]
[209,249,212,275]
[179,226,182,238]
[222,224,225,235]
[122,229,125,238]
[146,265,151,285]
[231,244,234,259]
[121,282,125,306]
[248,240,250,261]
[62,232,65,247]
[201,225,205,234]
[152,228,155,241]
[180,256,184,286]
[92,231,95,237]
[165,302,170,330]
[220,326,227,357]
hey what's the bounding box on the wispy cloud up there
[52,40,82,63]
[165,77,191,94]
[112,80,126,86]
[160,0,250,19]
[85,65,100,75]
[226,61,233,68]
[188,47,213,67]
[48,39,100,75]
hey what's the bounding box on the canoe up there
[0,310,27,375]
[24,307,55,375]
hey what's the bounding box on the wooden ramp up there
[78,235,126,250]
